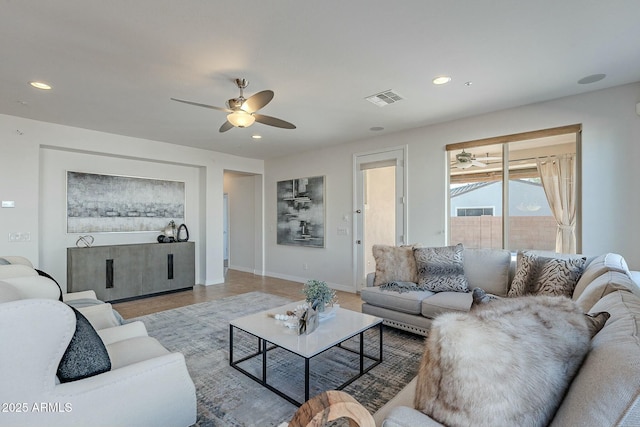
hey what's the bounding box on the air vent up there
[365,90,404,107]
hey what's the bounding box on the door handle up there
[356,240,362,244]
[355,209,362,214]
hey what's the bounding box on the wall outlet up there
[8,232,31,242]
[303,262,309,270]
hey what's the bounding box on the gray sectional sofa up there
[361,247,515,335]
[370,250,640,426]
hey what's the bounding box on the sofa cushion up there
[420,292,473,319]
[575,271,639,312]
[1,275,62,300]
[463,248,512,297]
[106,336,171,369]
[550,291,640,426]
[360,286,433,315]
[372,245,418,286]
[57,307,111,383]
[414,244,468,293]
[414,295,608,427]
[508,251,586,298]
[0,281,21,303]
[573,253,631,300]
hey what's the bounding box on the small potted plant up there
[302,279,337,312]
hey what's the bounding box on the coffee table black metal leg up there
[379,322,383,361]
[229,324,234,365]
[305,357,310,402]
[262,339,268,382]
[359,331,364,374]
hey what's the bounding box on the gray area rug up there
[131,291,424,426]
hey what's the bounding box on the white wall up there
[0,114,264,288]
[265,82,640,291]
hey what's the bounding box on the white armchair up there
[0,297,197,427]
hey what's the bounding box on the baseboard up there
[262,270,355,294]
[228,264,255,274]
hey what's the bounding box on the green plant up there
[302,279,337,307]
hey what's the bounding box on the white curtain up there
[536,154,576,253]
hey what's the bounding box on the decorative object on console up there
[75,235,94,248]
[277,176,325,248]
[413,243,469,293]
[414,292,609,427]
[302,279,336,312]
[177,223,189,241]
[66,171,185,233]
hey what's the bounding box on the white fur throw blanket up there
[414,291,609,427]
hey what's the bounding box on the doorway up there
[354,148,406,290]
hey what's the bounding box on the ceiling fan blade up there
[242,90,274,113]
[170,97,231,113]
[471,160,487,167]
[219,121,234,133]
[481,156,502,161]
[253,113,296,129]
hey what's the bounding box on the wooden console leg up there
[288,390,375,427]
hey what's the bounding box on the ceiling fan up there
[170,78,296,133]
[454,150,501,169]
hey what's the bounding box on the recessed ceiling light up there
[432,76,451,85]
[29,81,52,90]
[370,127,384,132]
[577,74,606,85]
[251,135,262,139]
[464,81,473,86]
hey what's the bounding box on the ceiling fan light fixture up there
[227,111,255,128]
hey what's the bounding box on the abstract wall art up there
[276,176,325,248]
[66,171,185,233]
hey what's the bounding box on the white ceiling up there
[2,0,639,160]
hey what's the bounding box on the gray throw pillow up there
[0,258,11,265]
[413,244,468,293]
[508,251,586,298]
[57,307,111,383]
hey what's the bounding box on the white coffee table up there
[229,301,383,406]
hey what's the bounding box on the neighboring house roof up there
[450,179,543,198]
[450,182,493,197]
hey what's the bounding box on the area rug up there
[131,291,424,426]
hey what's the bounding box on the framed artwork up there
[277,176,325,248]
[66,171,185,233]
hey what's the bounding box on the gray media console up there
[67,242,195,302]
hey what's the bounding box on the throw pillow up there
[413,244,468,293]
[414,295,609,427]
[372,244,418,286]
[57,306,111,383]
[508,251,586,298]
[0,257,10,265]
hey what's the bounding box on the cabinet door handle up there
[106,259,114,288]
[167,254,174,280]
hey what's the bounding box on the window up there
[447,125,581,253]
[456,207,494,217]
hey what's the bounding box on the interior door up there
[354,148,406,290]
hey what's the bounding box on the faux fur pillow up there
[508,251,586,298]
[413,244,468,293]
[372,244,418,286]
[414,294,609,427]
